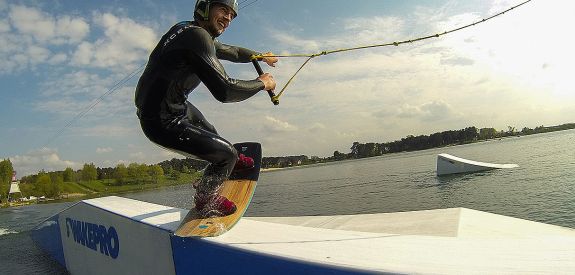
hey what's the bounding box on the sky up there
[1,0,573,177]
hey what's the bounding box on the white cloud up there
[48,53,67,64]
[343,16,405,45]
[10,148,80,176]
[0,18,9,32]
[96,147,113,153]
[8,5,89,44]
[0,4,89,73]
[1,4,155,74]
[271,32,321,53]
[129,152,146,160]
[263,116,298,133]
[308,123,326,132]
[396,101,461,122]
[27,45,51,63]
[80,125,137,138]
[71,12,156,70]
[54,15,91,44]
[272,15,405,55]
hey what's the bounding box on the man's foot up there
[233,154,254,172]
[194,193,237,217]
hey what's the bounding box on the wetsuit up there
[135,21,264,194]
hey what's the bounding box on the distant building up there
[8,171,23,202]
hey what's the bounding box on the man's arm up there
[182,28,265,103]
[215,41,279,67]
[215,40,258,63]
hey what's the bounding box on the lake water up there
[1,129,574,274]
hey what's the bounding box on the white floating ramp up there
[32,196,575,274]
[437,153,519,176]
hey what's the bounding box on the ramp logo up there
[65,217,120,259]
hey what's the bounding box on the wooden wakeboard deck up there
[175,179,257,237]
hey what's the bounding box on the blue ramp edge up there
[170,236,387,275]
[30,214,66,267]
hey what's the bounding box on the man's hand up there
[261,52,278,67]
[258,73,276,91]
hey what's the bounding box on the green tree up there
[0,159,14,197]
[479,128,498,140]
[114,163,128,185]
[333,151,345,161]
[35,173,52,197]
[81,163,98,181]
[170,169,181,181]
[506,126,516,136]
[350,142,360,158]
[149,165,164,184]
[63,167,75,182]
[521,127,534,135]
[181,165,190,174]
[0,159,14,185]
[47,174,63,198]
[138,164,150,182]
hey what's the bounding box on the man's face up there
[206,3,236,37]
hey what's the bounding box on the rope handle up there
[251,55,279,105]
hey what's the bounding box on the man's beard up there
[207,23,223,38]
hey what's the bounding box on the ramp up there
[32,196,575,274]
[437,153,519,176]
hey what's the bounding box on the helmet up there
[195,0,239,21]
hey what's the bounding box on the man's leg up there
[139,115,238,216]
[170,119,239,216]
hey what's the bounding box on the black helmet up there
[195,0,239,21]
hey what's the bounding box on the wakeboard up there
[174,142,262,237]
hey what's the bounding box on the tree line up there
[264,123,575,165]
[0,159,205,201]
[335,123,575,160]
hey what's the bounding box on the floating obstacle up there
[437,153,519,176]
[32,196,575,274]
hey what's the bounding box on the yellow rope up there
[252,0,532,102]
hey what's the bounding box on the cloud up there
[272,15,405,55]
[96,147,113,153]
[263,116,298,133]
[397,100,462,122]
[343,16,405,45]
[1,4,155,74]
[129,152,146,160]
[0,18,9,32]
[80,125,137,138]
[10,148,80,176]
[307,123,326,132]
[0,4,88,73]
[440,55,475,66]
[8,5,89,44]
[71,12,156,70]
[271,33,323,55]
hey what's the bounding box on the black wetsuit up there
[135,21,264,194]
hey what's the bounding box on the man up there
[135,0,277,217]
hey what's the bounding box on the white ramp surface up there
[234,209,575,274]
[32,196,575,274]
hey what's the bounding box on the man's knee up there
[212,143,237,168]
